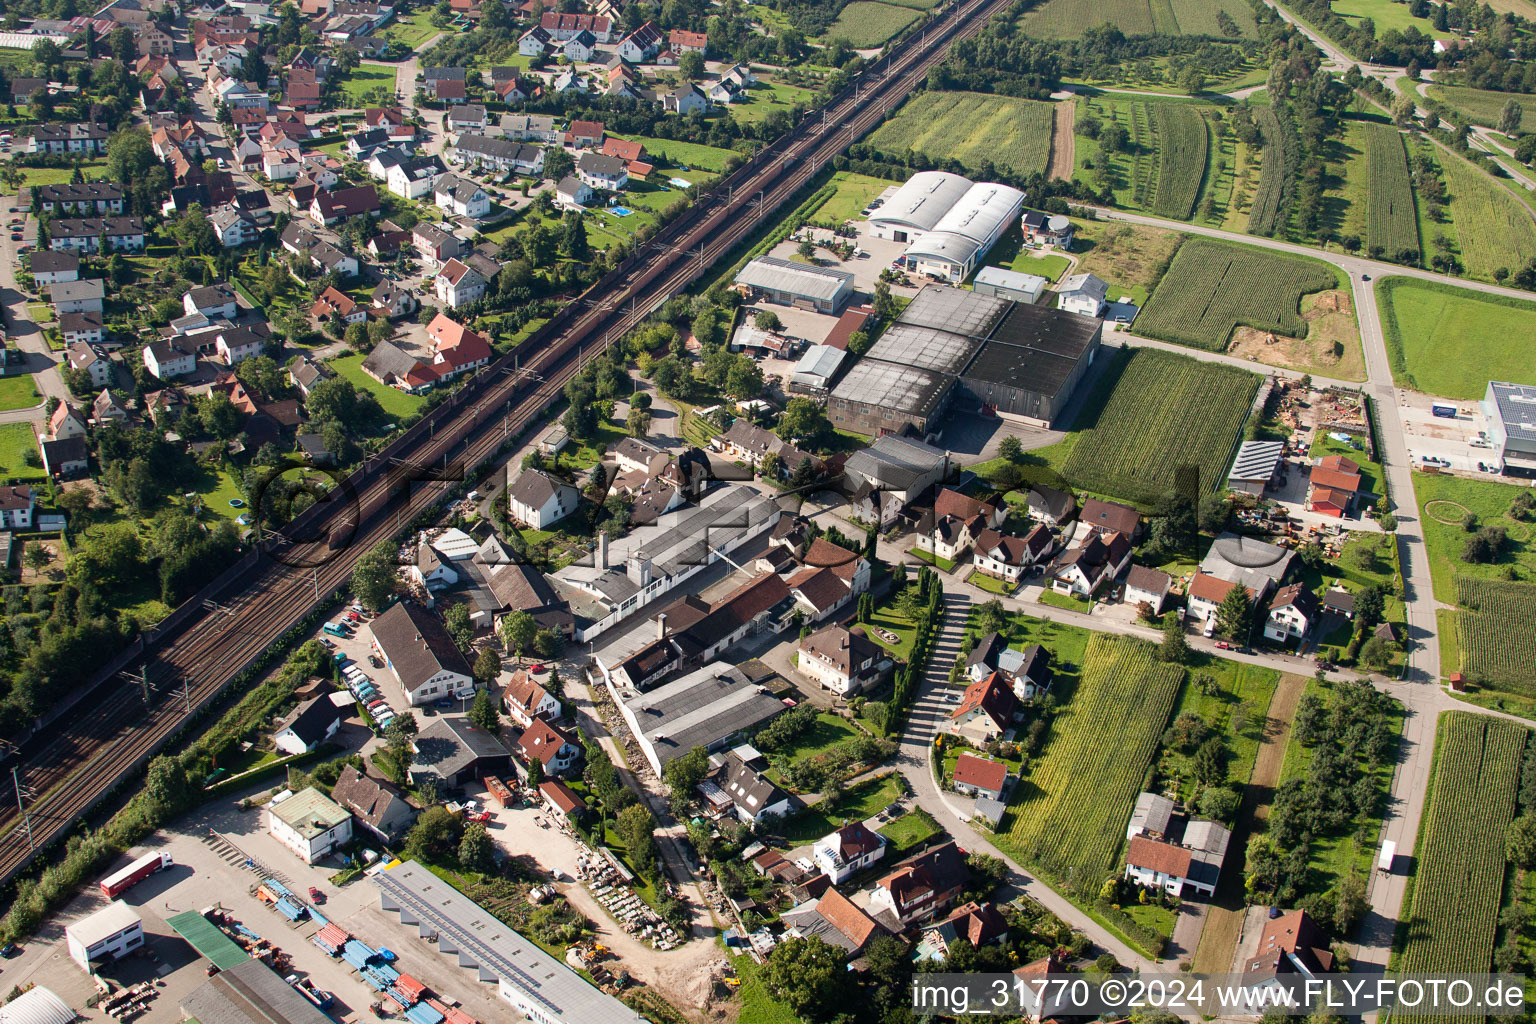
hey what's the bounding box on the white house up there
[563,29,596,62]
[952,752,1008,801]
[65,338,110,381]
[215,327,266,365]
[370,600,476,706]
[1264,583,1319,643]
[27,251,80,286]
[518,24,551,55]
[386,156,445,201]
[434,258,487,308]
[556,175,593,209]
[813,821,886,883]
[1051,530,1131,598]
[576,151,629,192]
[1056,273,1107,318]
[144,339,196,380]
[972,526,1052,584]
[66,902,144,972]
[267,787,353,864]
[1124,819,1231,898]
[914,513,978,564]
[616,20,662,62]
[1123,565,1173,616]
[435,174,490,219]
[183,283,239,319]
[506,468,579,529]
[502,672,561,729]
[720,755,791,824]
[49,279,105,314]
[273,695,342,756]
[797,624,881,696]
[1186,572,1250,629]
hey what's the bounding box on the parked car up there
[0,943,20,958]
[308,887,325,903]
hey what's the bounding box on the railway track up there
[0,0,1011,886]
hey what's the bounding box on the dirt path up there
[1048,99,1076,182]
[1190,672,1309,972]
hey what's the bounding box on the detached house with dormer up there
[814,821,886,883]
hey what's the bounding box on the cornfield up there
[1062,347,1259,504]
[1151,104,1209,221]
[1134,237,1339,351]
[1454,577,1536,696]
[991,635,1184,891]
[1365,124,1420,259]
[1396,713,1525,1010]
[1247,106,1285,236]
[867,91,1056,177]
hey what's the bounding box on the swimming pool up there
[610,206,634,216]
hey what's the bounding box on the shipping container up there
[1431,404,1458,419]
[99,851,173,899]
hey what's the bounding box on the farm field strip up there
[821,1,920,47]
[1454,578,1536,697]
[1365,123,1419,259]
[993,635,1185,888]
[1061,347,1258,505]
[1375,277,1536,398]
[1151,103,1209,220]
[1247,106,1285,236]
[1397,713,1526,981]
[1017,0,1256,37]
[1436,151,1536,282]
[1134,237,1338,351]
[867,91,1054,176]
[1427,84,1536,133]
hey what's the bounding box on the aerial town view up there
[0,0,1531,1021]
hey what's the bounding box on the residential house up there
[1264,583,1319,643]
[48,403,86,440]
[1050,529,1131,598]
[27,251,80,286]
[1026,484,1075,526]
[1056,272,1107,318]
[288,355,334,398]
[386,155,446,201]
[41,436,89,478]
[453,134,545,175]
[1021,209,1074,248]
[1323,587,1356,621]
[813,821,886,883]
[310,286,367,325]
[565,119,605,149]
[616,20,662,62]
[668,27,706,52]
[539,780,586,822]
[1079,497,1141,539]
[952,753,1008,801]
[922,903,1009,961]
[448,104,488,134]
[947,671,1018,744]
[497,114,560,144]
[1245,909,1334,983]
[370,600,475,705]
[573,151,630,193]
[26,123,111,156]
[310,184,381,226]
[267,787,352,864]
[409,717,512,789]
[94,389,131,425]
[661,82,708,114]
[64,339,109,382]
[215,325,268,365]
[797,624,881,696]
[372,279,418,318]
[434,258,487,308]
[0,486,33,529]
[1124,818,1231,898]
[413,221,465,264]
[518,24,551,55]
[347,127,391,159]
[427,312,492,378]
[563,29,596,62]
[718,417,813,477]
[144,339,197,380]
[33,182,125,214]
[972,526,1053,584]
[210,206,256,248]
[869,842,970,929]
[501,671,561,729]
[1308,455,1363,517]
[362,340,439,393]
[331,765,416,843]
[782,888,883,957]
[434,174,490,218]
[49,279,106,314]
[1124,564,1173,615]
[273,695,341,755]
[964,634,1053,701]
[1186,572,1249,630]
[184,283,239,319]
[506,469,579,528]
[538,11,613,41]
[556,175,593,209]
[517,718,580,778]
[720,753,791,824]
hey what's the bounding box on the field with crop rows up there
[1365,124,1420,259]
[1247,107,1285,236]
[1427,85,1536,133]
[992,635,1184,890]
[1454,578,1536,696]
[1437,152,1536,281]
[1397,712,1526,980]
[1062,348,1258,504]
[821,1,919,46]
[1134,238,1339,351]
[1018,0,1257,38]
[1151,104,1209,220]
[868,91,1055,177]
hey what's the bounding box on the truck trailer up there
[99,851,174,899]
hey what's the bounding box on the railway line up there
[0,0,1012,887]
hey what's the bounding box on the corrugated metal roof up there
[0,986,75,1024]
[168,911,253,971]
[974,266,1047,295]
[734,256,853,302]
[791,343,845,382]
[1227,440,1284,483]
[868,170,971,232]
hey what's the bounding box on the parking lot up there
[1396,390,1503,475]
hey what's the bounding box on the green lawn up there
[909,547,957,571]
[877,808,941,854]
[182,465,248,522]
[0,421,44,481]
[732,956,803,1024]
[337,65,399,106]
[385,9,440,48]
[1160,656,1280,800]
[1005,250,1072,282]
[615,135,740,174]
[863,606,917,663]
[0,374,40,412]
[775,713,863,767]
[775,774,904,843]
[328,352,426,419]
[1333,0,1450,35]
[8,160,108,194]
[1038,589,1092,613]
[967,569,1017,596]
[1413,471,1536,604]
[804,171,898,226]
[1376,277,1536,398]
[27,303,54,324]
[729,77,819,126]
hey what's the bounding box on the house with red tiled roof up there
[502,670,561,728]
[1050,529,1131,598]
[1185,571,1253,630]
[668,28,707,52]
[1308,455,1362,517]
[870,841,970,929]
[952,752,1008,801]
[922,901,1009,960]
[539,779,585,819]
[310,285,366,324]
[516,718,580,777]
[426,312,492,379]
[782,886,883,956]
[1124,818,1231,897]
[947,671,1018,745]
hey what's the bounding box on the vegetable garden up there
[1454,578,1536,696]
[1150,104,1210,221]
[992,634,1184,893]
[868,92,1055,177]
[1397,713,1526,980]
[1134,237,1340,351]
[1365,123,1419,260]
[1062,348,1258,505]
